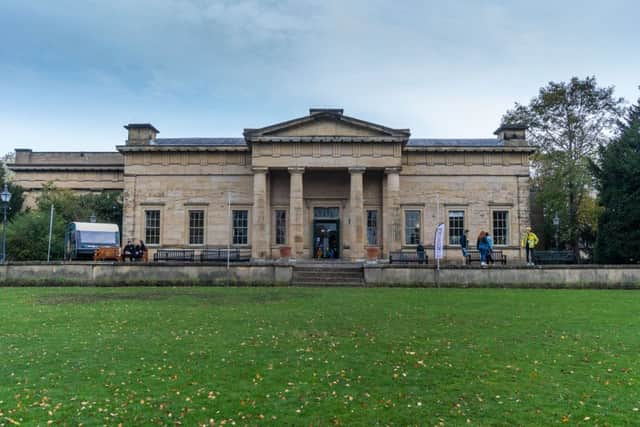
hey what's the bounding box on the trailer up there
[64,222,120,260]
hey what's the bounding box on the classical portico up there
[245,108,409,261]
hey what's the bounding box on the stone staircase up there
[291,263,365,286]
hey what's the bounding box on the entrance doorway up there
[312,207,340,259]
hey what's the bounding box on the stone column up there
[288,167,305,260]
[383,167,401,257]
[349,167,366,261]
[251,167,269,260]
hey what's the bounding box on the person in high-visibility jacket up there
[521,227,539,266]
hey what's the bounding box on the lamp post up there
[553,213,560,250]
[1,184,12,263]
[415,223,421,245]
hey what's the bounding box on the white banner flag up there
[434,223,445,260]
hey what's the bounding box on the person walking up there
[485,232,494,264]
[477,231,489,267]
[521,226,539,266]
[460,229,469,264]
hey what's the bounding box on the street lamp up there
[415,223,421,245]
[1,184,12,263]
[553,213,560,250]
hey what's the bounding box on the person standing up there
[485,232,494,264]
[521,226,539,266]
[460,229,469,264]
[477,231,489,267]
[416,242,426,264]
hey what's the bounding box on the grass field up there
[1,287,639,426]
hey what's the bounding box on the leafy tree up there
[593,92,640,263]
[5,184,123,261]
[502,76,624,256]
[37,183,122,227]
[5,210,66,261]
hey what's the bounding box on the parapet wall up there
[364,264,640,287]
[1,263,640,288]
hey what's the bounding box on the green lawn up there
[1,288,639,426]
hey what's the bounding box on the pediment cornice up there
[243,108,410,144]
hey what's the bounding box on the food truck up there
[64,222,120,260]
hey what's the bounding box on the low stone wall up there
[364,264,640,288]
[0,262,293,286]
[1,262,640,288]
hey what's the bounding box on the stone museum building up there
[9,108,534,261]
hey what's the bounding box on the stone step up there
[291,265,364,286]
[293,268,364,275]
[293,270,363,277]
[294,280,364,287]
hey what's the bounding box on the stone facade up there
[9,108,535,262]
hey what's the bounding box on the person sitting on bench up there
[133,240,146,261]
[123,240,135,262]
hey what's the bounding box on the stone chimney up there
[124,123,159,146]
[494,124,527,146]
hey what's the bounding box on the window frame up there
[273,208,288,246]
[144,209,161,246]
[231,209,250,246]
[448,209,465,246]
[366,209,379,246]
[403,209,422,246]
[187,209,206,246]
[492,209,510,246]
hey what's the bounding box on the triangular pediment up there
[244,108,410,142]
[267,117,389,137]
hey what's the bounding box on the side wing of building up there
[7,149,124,208]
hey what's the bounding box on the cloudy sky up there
[1,0,638,153]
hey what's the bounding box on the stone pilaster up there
[517,176,530,262]
[122,175,136,242]
[349,167,366,261]
[383,167,401,257]
[251,167,269,260]
[288,167,305,259]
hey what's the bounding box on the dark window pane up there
[313,207,339,219]
[367,210,378,245]
[189,210,204,245]
[232,210,249,245]
[448,210,464,245]
[492,211,509,245]
[404,210,421,245]
[275,210,287,245]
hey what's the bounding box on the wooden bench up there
[153,249,195,262]
[389,251,429,264]
[93,247,121,262]
[465,250,507,265]
[533,250,577,265]
[199,248,249,262]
